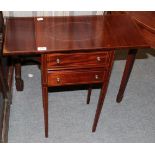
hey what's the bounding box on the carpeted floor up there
[8,49,155,142]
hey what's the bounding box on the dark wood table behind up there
[110,11,155,103]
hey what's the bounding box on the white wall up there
[3,11,103,17]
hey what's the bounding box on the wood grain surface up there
[3,14,149,56]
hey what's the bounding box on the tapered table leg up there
[15,58,24,91]
[42,86,48,138]
[92,82,109,132]
[116,49,137,103]
[87,85,92,104]
[41,54,48,138]
[92,52,114,132]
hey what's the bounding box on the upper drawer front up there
[46,51,110,69]
[47,69,106,86]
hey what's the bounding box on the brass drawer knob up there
[95,75,99,80]
[97,56,101,62]
[56,77,60,83]
[56,58,60,64]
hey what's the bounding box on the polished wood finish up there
[126,12,155,48]
[4,17,36,55]
[41,54,48,137]
[126,12,155,32]
[47,69,106,86]
[112,12,155,103]
[116,49,137,103]
[92,52,114,132]
[3,15,149,138]
[137,23,155,49]
[4,14,149,92]
[46,51,110,70]
[4,15,148,56]
[42,86,48,138]
[42,50,114,137]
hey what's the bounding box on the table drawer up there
[46,51,110,69]
[47,69,106,86]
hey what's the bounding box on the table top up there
[3,14,149,56]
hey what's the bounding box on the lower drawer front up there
[47,69,106,86]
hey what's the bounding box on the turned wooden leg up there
[15,58,24,91]
[116,49,137,103]
[87,85,92,104]
[42,86,48,138]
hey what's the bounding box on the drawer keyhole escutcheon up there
[57,77,60,83]
[56,58,60,64]
[97,56,101,62]
[95,75,99,80]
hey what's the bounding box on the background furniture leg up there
[116,49,137,103]
[15,58,24,91]
[0,58,8,99]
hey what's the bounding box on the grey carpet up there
[8,49,155,142]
